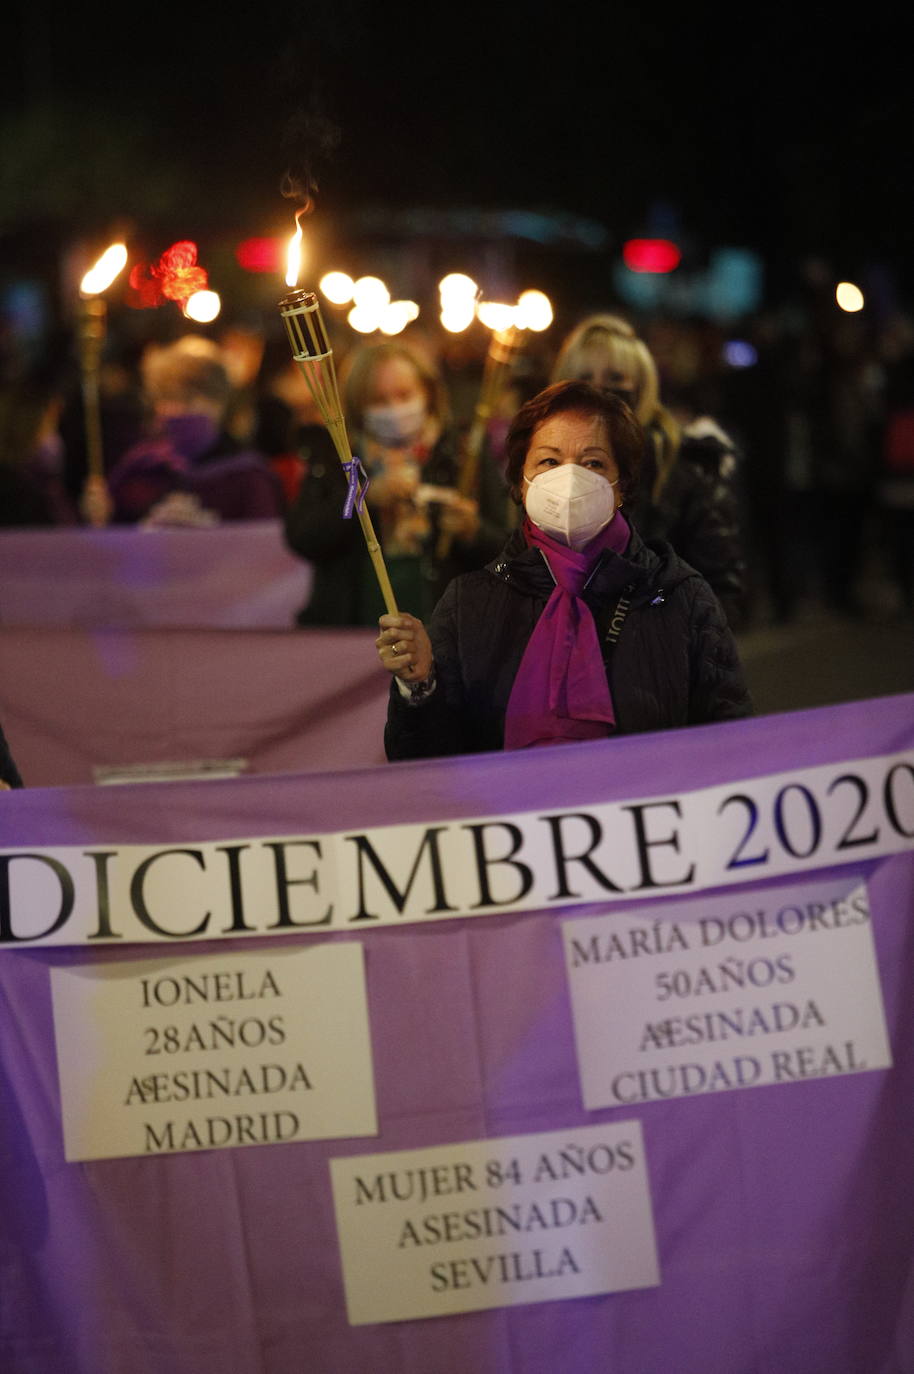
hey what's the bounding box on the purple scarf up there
[503,513,630,751]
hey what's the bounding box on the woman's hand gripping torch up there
[277,289,399,616]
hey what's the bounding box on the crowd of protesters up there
[1,292,913,625]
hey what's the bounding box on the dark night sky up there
[4,5,914,301]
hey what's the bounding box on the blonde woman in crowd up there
[552,315,747,625]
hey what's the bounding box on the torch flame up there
[80,243,128,297]
[476,301,517,333]
[285,211,305,288]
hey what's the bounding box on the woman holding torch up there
[284,340,510,625]
[378,381,751,758]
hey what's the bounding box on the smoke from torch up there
[279,104,341,219]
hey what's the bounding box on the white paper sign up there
[562,878,892,1110]
[50,943,377,1160]
[330,1121,659,1325]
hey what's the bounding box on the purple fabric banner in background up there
[0,625,388,785]
[0,523,311,629]
[1,694,913,1372]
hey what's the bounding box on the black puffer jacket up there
[632,421,747,628]
[386,525,752,760]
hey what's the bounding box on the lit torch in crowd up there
[278,217,399,614]
[437,289,553,558]
[78,242,127,523]
[435,308,523,560]
[459,318,522,491]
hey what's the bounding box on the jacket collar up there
[488,522,696,607]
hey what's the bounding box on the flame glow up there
[440,300,475,333]
[80,243,128,296]
[320,271,355,305]
[352,276,390,312]
[439,273,478,303]
[379,301,420,335]
[285,212,305,288]
[515,289,553,332]
[476,302,516,332]
[347,305,380,334]
[183,290,221,323]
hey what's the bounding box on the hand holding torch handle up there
[278,290,399,616]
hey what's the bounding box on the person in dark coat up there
[377,381,751,761]
[551,315,747,627]
[284,340,510,626]
[0,355,77,527]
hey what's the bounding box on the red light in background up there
[622,239,681,273]
[236,238,283,273]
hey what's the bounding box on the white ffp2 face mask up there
[524,463,618,548]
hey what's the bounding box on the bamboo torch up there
[436,322,523,560]
[78,242,128,525]
[278,281,399,616]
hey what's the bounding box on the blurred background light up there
[723,340,758,368]
[347,304,381,333]
[515,289,553,331]
[622,239,682,274]
[379,300,419,335]
[440,301,475,333]
[438,273,478,303]
[234,238,281,273]
[320,271,355,305]
[476,301,516,331]
[836,281,865,313]
[352,276,390,311]
[183,290,221,323]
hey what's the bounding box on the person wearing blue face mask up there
[284,340,511,626]
[378,381,751,759]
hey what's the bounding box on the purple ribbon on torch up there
[341,457,369,518]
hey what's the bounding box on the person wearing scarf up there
[379,381,752,759]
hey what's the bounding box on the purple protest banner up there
[1,693,913,1372]
[0,522,311,629]
[0,625,387,785]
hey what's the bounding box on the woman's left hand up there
[376,613,434,684]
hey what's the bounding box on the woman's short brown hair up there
[504,380,643,503]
